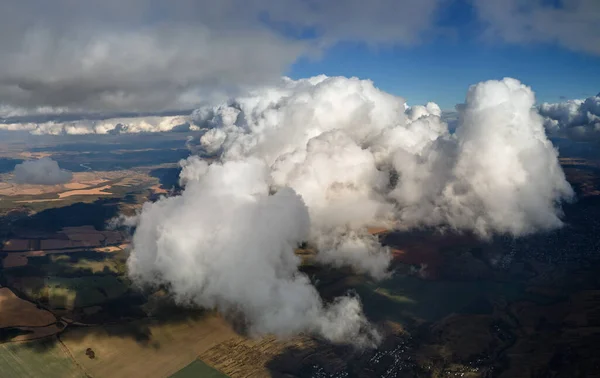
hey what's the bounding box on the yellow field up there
[15,152,53,160]
[0,169,158,199]
[14,199,63,203]
[150,184,169,194]
[198,336,317,378]
[0,338,84,378]
[62,183,90,190]
[58,185,113,198]
[61,314,238,378]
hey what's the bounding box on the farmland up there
[0,339,84,378]
[170,359,228,378]
[0,287,55,328]
[8,275,129,310]
[2,136,600,377]
[0,171,164,213]
[60,314,237,378]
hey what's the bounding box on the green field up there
[0,339,83,378]
[14,275,129,309]
[4,250,126,278]
[358,273,560,324]
[169,359,229,378]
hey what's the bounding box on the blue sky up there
[289,43,600,110]
[289,1,600,110]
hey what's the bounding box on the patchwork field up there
[61,314,237,378]
[1,225,129,274]
[1,248,126,270]
[0,168,169,213]
[0,170,149,197]
[560,157,600,197]
[0,150,600,377]
[198,336,319,378]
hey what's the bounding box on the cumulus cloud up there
[0,115,194,135]
[473,0,600,55]
[124,76,573,345]
[421,79,574,236]
[13,157,72,185]
[195,76,573,252]
[127,157,379,346]
[539,94,600,139]
[0,0,442,118]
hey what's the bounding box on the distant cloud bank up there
[0,115,193,135]
[539,93,600,139]
[13,157,73,185]
[3,87,598,140]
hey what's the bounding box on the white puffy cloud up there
[195,76,411,278]
[127,157,379,346]
[13,157,73,185]
[473,0,600,55]
[124,76,573,345]
[417,78,574,236]
[539,94,600,139]
[196,76,573,248]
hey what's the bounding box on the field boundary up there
[57,335,92,378]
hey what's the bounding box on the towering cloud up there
[196,76,573,239]
[429,79,574,236]
[127,158,379,346]
[124,76,574,345]
[13,157,73,185]
[539,94,600,139]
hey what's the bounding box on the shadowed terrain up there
[1,139,600,377]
